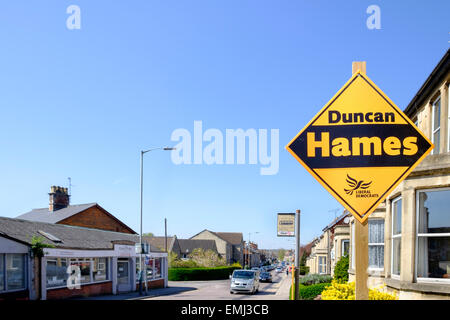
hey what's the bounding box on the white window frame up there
[431,96,441,155]
[318,256,327,274]
[415,188,450,284]
[391,197,402,279]
[368,219,384,271]
[447,84,450,152]
[341,239,350,257]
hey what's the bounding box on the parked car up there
[275,267,283,273]
[230,270,260,294]
[259,272,272,283]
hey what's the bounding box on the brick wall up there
[58,206,134,234]
[0,290,29,300]
[46,281,113,300]
[135,279,165,291]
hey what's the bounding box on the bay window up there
[368,219,384,270]
[0,255,4,291]
[391,197,402,277]
[417,189,450,281]
[431,97,441,154]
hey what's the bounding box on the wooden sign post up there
[352,61,369,300]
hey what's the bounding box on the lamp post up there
[247,232,259,268]
[139,147,175,295]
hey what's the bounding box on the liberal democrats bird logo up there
[344,174,372,195]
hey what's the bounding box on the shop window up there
[69,259,91,284]
[93,258,108,282]
[417,189,450,280]
[368,219,384,269]
[6,254,26,291]
[318,256,327,274]
[155,258,162,279]
[432,97,441,155]
[146,258,154,280]
[391,197,402,277]
[341,239,350,257]
[46,258,68,288]
[0,254,4,291]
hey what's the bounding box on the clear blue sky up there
[0,1,448,249]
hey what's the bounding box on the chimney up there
[49,186,70,211]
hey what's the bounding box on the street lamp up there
[246,232,259,268]
[139,147,175,295]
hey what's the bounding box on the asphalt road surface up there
[145,270,291,300]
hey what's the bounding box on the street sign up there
[277,213,295,237]
[286,71,433,223]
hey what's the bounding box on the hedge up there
[290,282,331,300]
[168,266,241,281]
[300,283,330,300]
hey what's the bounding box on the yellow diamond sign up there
[286,71,433,223]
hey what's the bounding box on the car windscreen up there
[260,272,270,277]
[233,271,255,279]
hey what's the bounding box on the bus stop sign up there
[286,71,433,223]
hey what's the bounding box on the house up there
[16,186,136,234]
[306,211,350,275]
[190,230,244,265]
[0,216,167,300]
[243,242,261,268]
[348,49,450,299]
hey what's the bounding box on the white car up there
[275,267,283,273]
[230,270,260,294]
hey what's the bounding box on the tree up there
[278,249,286,261]
[189,248,226,268]
[142,232,154,237]
[300,251,308,267]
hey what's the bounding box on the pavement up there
[73,284,197,300]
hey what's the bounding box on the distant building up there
[190,230,244,265]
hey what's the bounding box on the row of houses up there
[307,49,450,299]
[0,185,261,299]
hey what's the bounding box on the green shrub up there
[300,283,330,300]
[333,255,349,282]
[168,266,241,281]
[300,273,332,286]
[299,266,309,275]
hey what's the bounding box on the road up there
[144,270,291,300]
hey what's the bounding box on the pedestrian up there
[286,268,289,276]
